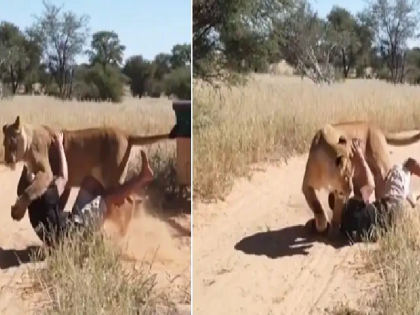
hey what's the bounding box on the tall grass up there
[28,225,172,315]
[362,207,420,315]
[194,75,420,200]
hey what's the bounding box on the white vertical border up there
[189,0,194,312]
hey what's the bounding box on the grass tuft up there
[27,224,173,314]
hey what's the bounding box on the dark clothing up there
[17,166,106,246]
[26,181,74,246]
[340,196,403,242]
[21,181,102,247]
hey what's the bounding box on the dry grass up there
[194,75,420,200]
[0,95,180,313]
[360,207,420,315]
[28,225,172,315]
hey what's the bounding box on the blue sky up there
[0,0,191,63]
[310,0,366,18]
[311,0,419,47]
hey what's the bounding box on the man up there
[332,138,420,241]
[14,131,154,247]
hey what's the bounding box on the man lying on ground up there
[13,131,154,247]
[330,138,420,241]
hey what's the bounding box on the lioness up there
[3,116,171,220]
[302,121,420,238]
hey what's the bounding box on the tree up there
[275,0,338,84]
[164,66,191,100]
[87,31,125,67]
[122,55,153,98]
[0,22,28,93]
[30,1,90,98]
[21,28,43,93]
[153,53,172,80]
[353,12,375,77]
[193,0,293,83]
[170,43,191,68]
[83,63,124,102]
[327,6,360,78]
[365,0,420,83]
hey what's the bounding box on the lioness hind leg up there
[302,184,328,233]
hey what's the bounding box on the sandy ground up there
[0,164,191,314]
[193,131,420,315]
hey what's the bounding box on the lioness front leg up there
[302,184,328,233]
[329,193,346,238]
[12,171,52,221]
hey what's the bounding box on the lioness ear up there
[335,156,344,167]
[2,124,7,134]
[13,116,21,131]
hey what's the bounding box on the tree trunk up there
[9,66,18,94]
[341,49,349,78]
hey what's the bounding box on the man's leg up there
[404,158,420,177]
[102,150,153,209]
[58,188,71,211]
[71,176,105,216]
[402,158,420,204]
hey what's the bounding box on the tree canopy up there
[0,0,191,101]
[193,0,420,85]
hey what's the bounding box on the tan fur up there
[3,116,170,219]
[301,124,354,235]
[302,121,420,237]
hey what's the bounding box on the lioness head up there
[331,135,354,199]
[2,116,26,170]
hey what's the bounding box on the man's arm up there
[17,166,29,196]
[54,133,68,196]
[352,139,375,203]
[358,158,375,203]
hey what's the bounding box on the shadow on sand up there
[0,245,44,269]
[234,219,350,259]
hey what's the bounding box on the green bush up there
[84,64,125,103]
[146,78,164,98]
[45,82,60,97]
[164,66,191,100]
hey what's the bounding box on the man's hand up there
[350,138,364,162]
[11,195,30,221]
[52,131,64,147]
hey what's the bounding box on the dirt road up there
[0,164,191,314]
[193,131,420,315]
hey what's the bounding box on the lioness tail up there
[128,134,170,146]
[385,131,420,146]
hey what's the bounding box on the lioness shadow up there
[0,245,44,269]
[234,220,349,259]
